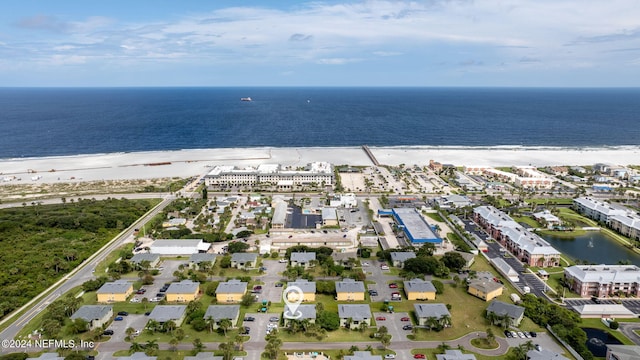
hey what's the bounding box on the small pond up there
[582,327,623,357]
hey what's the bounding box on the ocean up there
[1,87,639,159]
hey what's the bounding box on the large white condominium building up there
[204,162,334,189]
[463,166,553,189]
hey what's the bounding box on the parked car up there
[117,311,129,316]
[279,259,287,263]
[388,283,398,288]
[530,331,537,337]
[384,355,396,359]
[517,331,526,338]
[376,316,386,321]
[244,316,255,322]
[402,325,413,330]
[130,298,141,303]
[114,316,124,321]
[504,330,512,338]
[401,317,410,322]
[241,326,250,335]
[535,344,542,352]
[510,331,517,338]
[275,283,284,287]
[413,354,425,359]
[269,317,279,322]
[102,330,114,336]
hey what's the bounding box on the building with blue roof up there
[391,208,441,244]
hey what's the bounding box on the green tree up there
[169,337,179,352]
[240,292,256,307]
[192,338,205,355]
[144,340,159,356]
[316,310,340,330]
[219,318,232,336]
[129,342,144,354]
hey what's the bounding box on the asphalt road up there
[0,193,175,353]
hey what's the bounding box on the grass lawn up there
[95,243,135,274]
[470,337,498,349]
[525,198,575,206]
[112,350,246,359]
[279,327,378,343]
[511,216,542,229]
[133,326,241,343]
[425,213,445,222]
[409,284,507,341]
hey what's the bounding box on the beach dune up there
[0,146,638,184]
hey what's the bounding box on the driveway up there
[373,311,411,342]
[258,259,288,303]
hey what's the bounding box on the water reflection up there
[542,231,640,266]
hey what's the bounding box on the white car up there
[130,298,141,303]
[517,331,526,338]
[362,262,369,267]
[384,355,396,359]
[278,259,287,263]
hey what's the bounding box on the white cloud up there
[4,0,640,84]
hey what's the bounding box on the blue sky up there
[1,0,639,87]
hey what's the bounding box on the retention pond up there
[541,231,640,266]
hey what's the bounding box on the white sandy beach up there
[0,146,638,184]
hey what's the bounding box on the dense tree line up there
[521,295,593,360]
[0,198,156,319]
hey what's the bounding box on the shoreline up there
[1,145,639,185]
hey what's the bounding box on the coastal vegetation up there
[0,198,158,319]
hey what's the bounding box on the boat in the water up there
[240,97,252,101]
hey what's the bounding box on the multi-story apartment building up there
[572,197,629,224]
[463,166,553,189]
[473,206,561,267]
[564,265,640,298]
[204,162,334,189]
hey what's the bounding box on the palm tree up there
[146,319,159,334]
[234,334,245,351]
[144,340,159,356]
[169,337,179,352]
[380,334,391,349]
[219,318,232,336]
[219,341,235,360]
[204,316,216,333]
[163,320,176,335]
[125,327,135,341]
[426,316,439,331]
[439,315,452,328]
[192,338,205,355]
[129,342,143,354]
[175,328,185,341]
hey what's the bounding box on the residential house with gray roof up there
[338,304,371,329]
[290,252,316,268]
[390,252,416,267]
[70,305,113,330]
[486,300,525,327]
[414,303,451,328]
[336,279,365,301]
[129,253,160,268]
[204,305,240,329]
[188,253,217,270]
[284,304,317,326]
[231,253,258,269]
[215,280,248,303]
[147,305,187,326]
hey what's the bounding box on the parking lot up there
[372,311,412,341]
[128,260,184,303]
[104,313,148,343]
[564,298,640,315]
